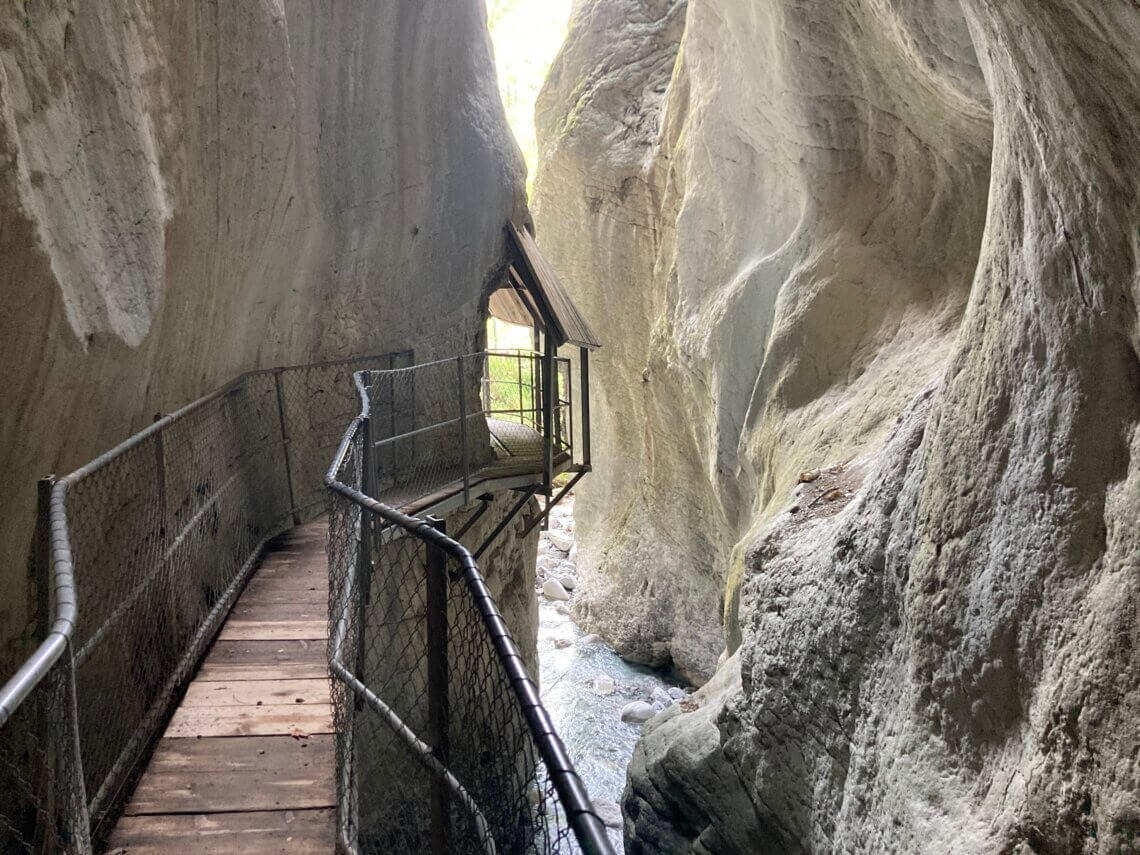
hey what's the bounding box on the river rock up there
[541,579,569,602]
[667,687,686,700]
[650,687,672,706]
[545,531,573,553]
[559,575,577,591]
[592,675,615,696]
[579,634,603,646]
[620,701,655,724]
[552,637,573,649]
[593,800,623,829]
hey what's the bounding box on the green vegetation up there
[487,0,573,195]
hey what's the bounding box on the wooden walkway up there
[106,521,335,854]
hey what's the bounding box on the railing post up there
[273,369,302,526]
[31,476,58,855]
[152,414,169,552]
[425,516,451,855]
[33,477,54,643]
[580,347,592,469]
[354,414,374,710]
[566,358,574,461]
[516,352,525,424]
[542,341,555,531]
[457,356,470,506]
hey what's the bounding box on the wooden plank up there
[217,619,327,641]
[231,601,326,622]
[164,703,333,738]
[253,560,325,576]
[181,679,329,708]
[244,573,327,588]
[239,584,327,604]
[107,808,334,853]
[123,736,334,815]
[240,583,328,597]
[196,640,326,681]
[237,586,328,606]
[104,519,338,853]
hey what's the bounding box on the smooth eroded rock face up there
[0,1,526,665]
[537,0,1139,850]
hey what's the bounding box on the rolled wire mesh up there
[0,352,402,852]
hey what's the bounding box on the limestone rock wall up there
[0,1,527,664]
[536,0,1139,849]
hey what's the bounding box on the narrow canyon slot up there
[0,2,1136,854]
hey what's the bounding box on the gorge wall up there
[534,0,1139,850]
[0,1,527,665]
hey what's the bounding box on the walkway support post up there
[33,477,53,643]
[31,477,58,854]
[516,352,525,424]
[355,413,375,709]
[580,346,591,469]
[542,338,555,531]
[273,369,302,526]
[457,355,470,506]
[425,516,451,854]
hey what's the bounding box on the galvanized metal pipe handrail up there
[0,352,400,729]
[327,416,497,854]
[327,381,614,855]
[0,481,77,728]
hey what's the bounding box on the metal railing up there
[0,351,410,853]
[325,373,612,854]
[364,351,573,511]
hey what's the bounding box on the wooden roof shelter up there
[489,222,602,350]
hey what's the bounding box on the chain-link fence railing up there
[0,351,409,854]
[326,382,612,854]
[364,351,572,512]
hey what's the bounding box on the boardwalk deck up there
[105,521,334,854]
[102,418,564,853]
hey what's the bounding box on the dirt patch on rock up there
[786,460,865,524]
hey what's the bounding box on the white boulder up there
[593,800,623,829]
[546,531,573,553]
[620,701,655,724]
[541,578,570,601]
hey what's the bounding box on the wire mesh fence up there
[0,655,90,854]
[0,351,407,854]
[364,351,572,512]
[326,397,611,853]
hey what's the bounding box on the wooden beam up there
[107,808,335,853]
